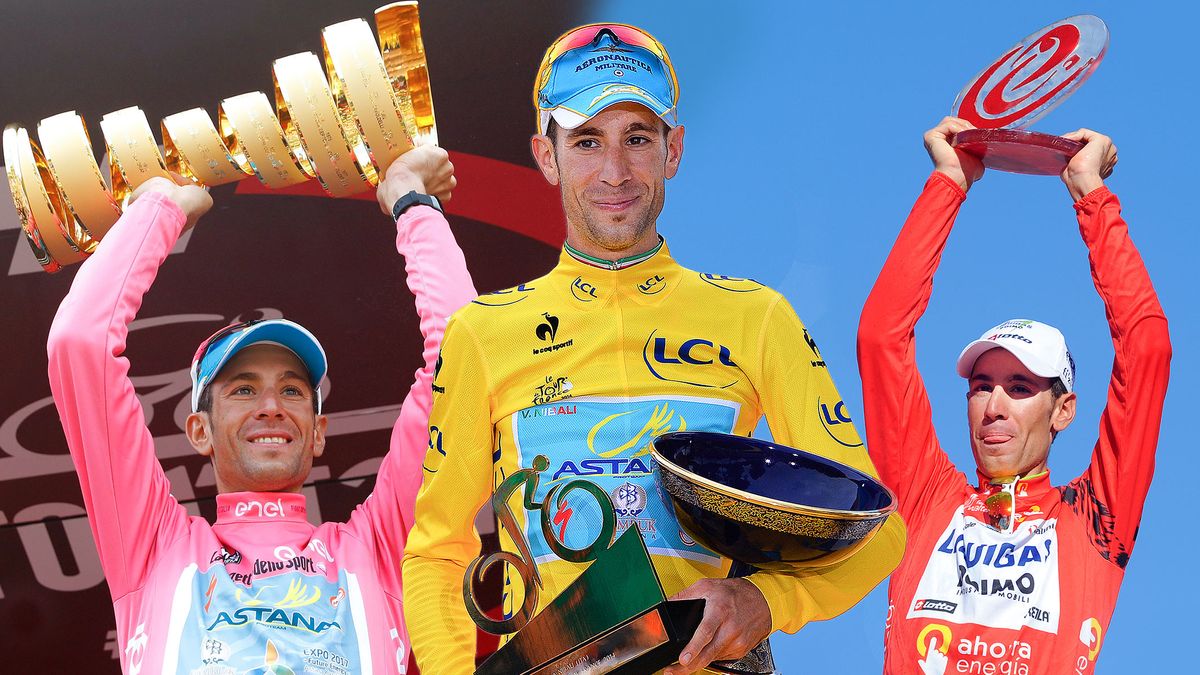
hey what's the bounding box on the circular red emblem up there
[953,15,1108,129]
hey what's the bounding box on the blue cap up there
[536,26,678,135]
[190,319,327,413]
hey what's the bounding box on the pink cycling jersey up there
[47,192,475,674]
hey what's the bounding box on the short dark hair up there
[1048,378,1070,443]
[195,383,320,415]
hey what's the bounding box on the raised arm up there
[346,147,478,557]
[857,118,983,521]
[46,178,211,599]
[1058,130,1171,566]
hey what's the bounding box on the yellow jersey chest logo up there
[641,329,740,389]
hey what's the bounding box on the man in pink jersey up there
[47,146,475,674]
[858,118,1171,673]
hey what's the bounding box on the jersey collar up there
[552,237,681,307]
[215,492,310,525]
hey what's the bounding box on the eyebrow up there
[222,370,311,386]
[969,372,1041,386]
[565,121,662,139]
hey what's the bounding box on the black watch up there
[391,190,443,220]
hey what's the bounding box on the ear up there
[1051,392,1077,434]
[664,125,685,180]
[186,411,214,458]
[530,134,560,185]
[312,414,328,458]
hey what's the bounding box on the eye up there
[282,385,305,397]
[232,385,254,396]
[574,138,599,149]
[970,383,992,394]
[627,135,652,146]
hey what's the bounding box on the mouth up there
[591,195,639,212]
[246,432,294,446]
[979,431,1014,445]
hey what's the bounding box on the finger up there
[687,623,749,671]
[674,611,719,672]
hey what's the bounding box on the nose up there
[983,386,1012,420]
[254,389,285,419]
[598,144,631,187]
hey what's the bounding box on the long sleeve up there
[345,205,477,571]
[402,312,495,674]
[857,171,971,523]
[1066,187,1171,567]
[749,294,906,633]
[45,192,191,599]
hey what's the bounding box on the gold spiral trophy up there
[464,455,706,674]
[2,1,435,274]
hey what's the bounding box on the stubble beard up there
[575,193,659,254]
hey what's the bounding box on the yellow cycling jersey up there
[402,241,905,674]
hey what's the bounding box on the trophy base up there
[476,598,705,675]
[952,128,1083,175]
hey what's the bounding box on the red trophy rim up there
[953,15,1109,131]
[952,128,1083,175]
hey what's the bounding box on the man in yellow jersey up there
[403,24,906,674]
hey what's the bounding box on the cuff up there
[928,170,967,201]
[128,190,188,233]
[1073,185,1115,214]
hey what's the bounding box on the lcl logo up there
[638,274,666,295]
[571,277,598,302]
[643,330,739,389]
[819,397,862,448]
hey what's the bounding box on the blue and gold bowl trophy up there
[464,433,896,674]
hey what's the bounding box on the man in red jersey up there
[857,116,1171,674]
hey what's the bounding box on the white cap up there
[956,319,1075,392]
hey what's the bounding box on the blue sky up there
[593,1,1193,671]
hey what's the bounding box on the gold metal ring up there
[37,111,121,241]
[273,52,370,197]
[100,107,170,206]
[218,91,312,189]
[323,18,414,183]
[3,125,90,272]
[162,108,248,187]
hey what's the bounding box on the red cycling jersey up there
[858,172,1171,674]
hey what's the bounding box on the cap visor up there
[549,81,674,130]
[955,340,1059,380]
[210,321,328,387]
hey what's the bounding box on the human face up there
[966,348,1075,479]
[531,102,684,258]
[186,344,326,493]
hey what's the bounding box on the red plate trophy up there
[951,15,1108,175]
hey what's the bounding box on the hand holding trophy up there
[3,1,436,273]
[949,15,1109,176]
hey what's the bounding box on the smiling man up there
[402,24,904,674]
[46,146,474,674]
[857,118,1172,673]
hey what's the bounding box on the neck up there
[564,227,660,265]
[564,236,664,270]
